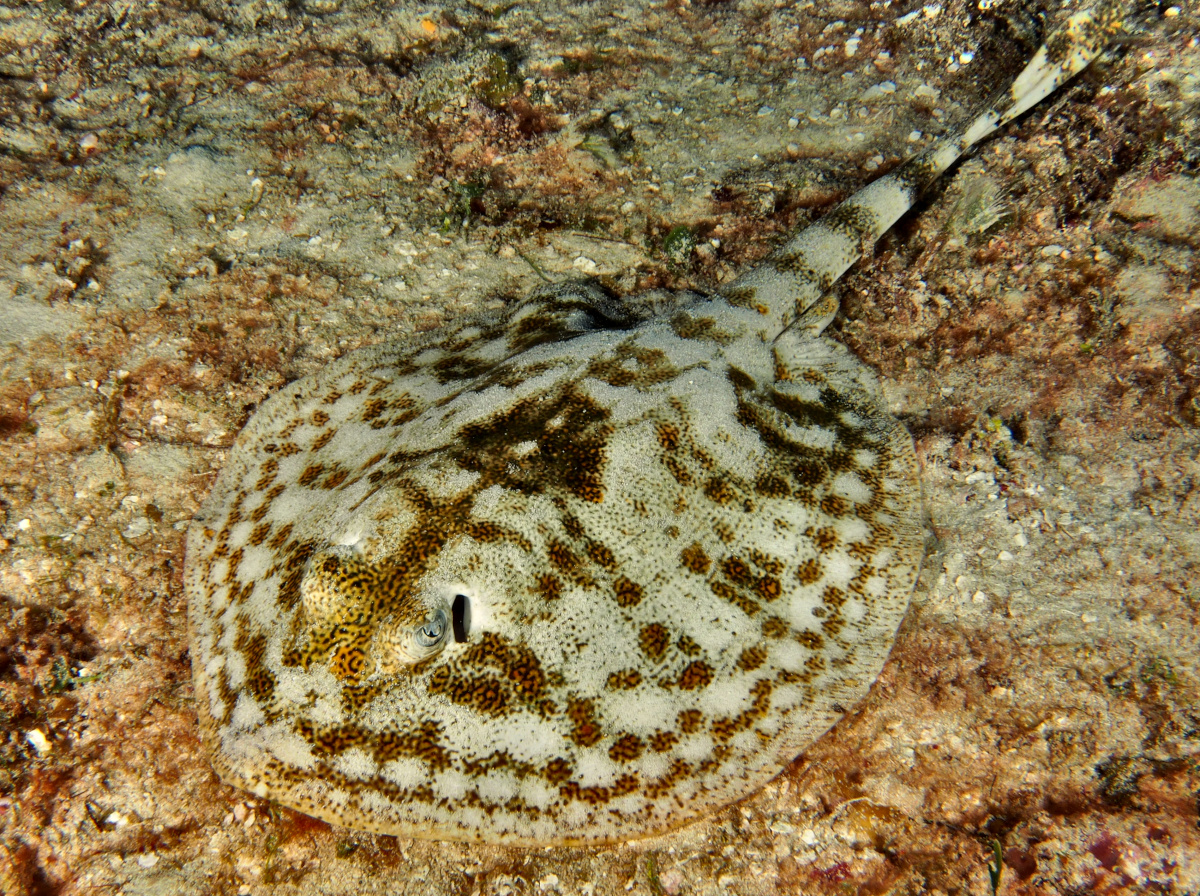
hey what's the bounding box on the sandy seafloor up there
[1,0,1198,893]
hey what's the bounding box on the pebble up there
[123,517,153,539]
[25,729,51,756]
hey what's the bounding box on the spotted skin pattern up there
[186,3,1127,845]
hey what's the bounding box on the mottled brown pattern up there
[703,477,737,505]
[182,9,1121,844]
[649,730,679,753]
[323,466,350,489]
[677,709,703,735]
[611,576,643,608]
[456,384,614,504]
[606,668,642,689]
[821,585,846,608]
[796,630,824,650]
[711,679,773,742]
[680,542,711,574]
[608,733,644,763]
[547,539,577,572]
[566,697,603,748]
[255,459,278,490]
[819,494,848,517]
[559,773,639,806]
[298,720,374,755]
[535,573,562,601]
[669,313,734,344]
[249,522,271,546]
[754,576,782,602]
[761,616,789,639]
[710,579,760,616]
[722,556,752,586]
[820,614,845,637]
[266,521,294,551]
[644,758,694,800]
[235,627,277,704]
[796,558,823,585]
[330,642,370,681]
[543,757,573,784]
[587,540,616,570]
[737,645,767,671]
[664,455,692,486]
[810,526,839,552]
[428,668,510,716]
[638,623,670,661]
[183,0,1117,844]
[677,660,714,691]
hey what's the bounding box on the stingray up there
[185,2,1127,845]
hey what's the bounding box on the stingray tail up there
[718,0,1130,340]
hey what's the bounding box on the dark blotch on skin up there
[457,386,612,503]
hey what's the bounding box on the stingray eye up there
[413,608,448,650]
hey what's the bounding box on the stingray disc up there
[185,282,924,845]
